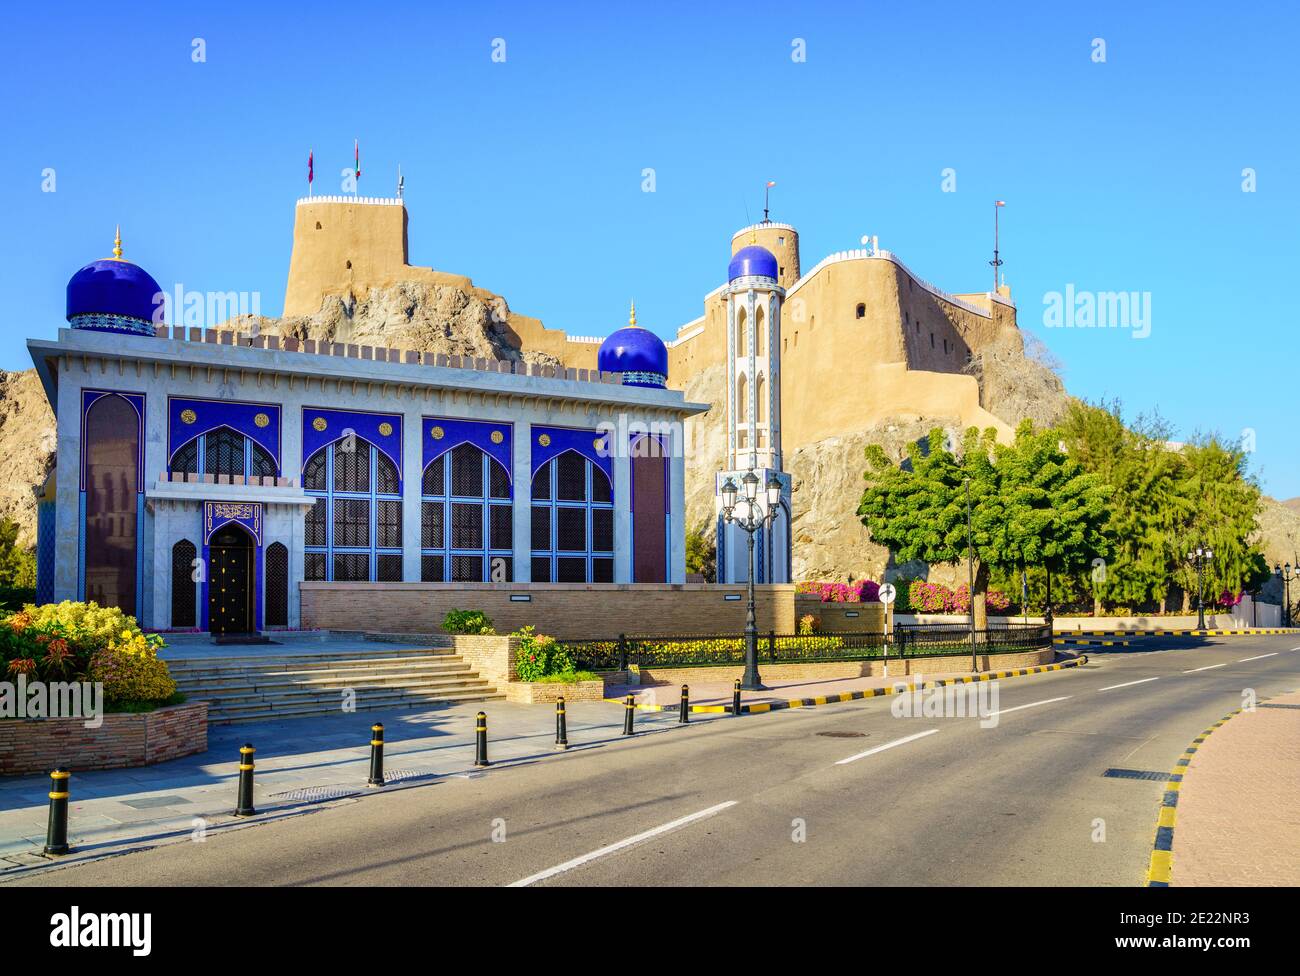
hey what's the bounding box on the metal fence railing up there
[560,623,1052,672]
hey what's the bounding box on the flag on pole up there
[995,200,1006,206]
[355,140,361,181]
[308,150,314,185]
[766,181,776,188]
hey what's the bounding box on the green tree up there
[0,518,36,589]
[1170,435,1264,608]
[1056,400,1188,613]
[685,524,716,582]
[859,423,1109,631]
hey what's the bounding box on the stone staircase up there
[167,645,502,724]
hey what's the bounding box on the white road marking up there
[834,728,939,765]
[1098,676,1160,691]
[507,801,739,887]
[986,696,1071,718]
[1184,663,1228,673]
[1238,652,1278,663]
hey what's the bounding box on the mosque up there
[28,226,727,633]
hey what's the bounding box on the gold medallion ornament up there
[378,422,393,437]
[593,436,607,453]
[312,417,327,432]
[431,426,445,440]
[538,433,551,448]
[180,409,197,425]
[253,413,270,428]
[490,430,504,444]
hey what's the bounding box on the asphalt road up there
[10,635,1298,887]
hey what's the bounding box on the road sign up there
[879,583,896,605]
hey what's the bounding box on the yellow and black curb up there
[1054,638,1131,647]
[606,656,1088,715]
[1144,707,1246,888]
[1071,628,1295,638]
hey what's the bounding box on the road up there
[9,635,1298,887]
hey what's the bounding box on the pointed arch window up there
[171,539,197,628]
[420,443,513,582]
[530,450,614,583]
[170,427,278,480]
[303,439,402,582]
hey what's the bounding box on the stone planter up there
[0,701,209,776]
[504,680,606,704]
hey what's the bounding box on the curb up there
[1054,638,1130,646]
[606,656,1089,715]
[1144,706,1247,887]
[1070,628,1295,638]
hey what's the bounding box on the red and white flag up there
[995,200,1006,206]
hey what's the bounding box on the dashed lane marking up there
[1098,677,1161,692]
[833,728,939,766]
[1238,652,1278,663]
[507,801,739,887]
[985,696,1071,718]
[1183,663,1229,673]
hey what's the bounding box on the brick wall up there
[302,583,797,639]
[795,598,887,634]
[0,702,208,776]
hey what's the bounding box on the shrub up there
[795,580,880,603]
[798,614,818,635]
[513,626,575,681]
[89,630,176,706]
[905,580,1010,614]
[21,601,143,652]
[442,609,495,635]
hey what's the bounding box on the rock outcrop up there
[0,369,56,546]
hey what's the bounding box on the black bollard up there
[679,684,690,724]
[622,694,635,735]
[474,711,491,767]
[367,723,385,787]
[235,744,256,817]
[732,678,742,717]
[44,768,70,856]
[555,696,569,751]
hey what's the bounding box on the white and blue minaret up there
[716,236,792,584]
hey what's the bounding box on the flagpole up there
[990,201,1003,293]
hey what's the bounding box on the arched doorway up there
[208,524,255,634]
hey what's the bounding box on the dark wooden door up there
[208,526,255,634]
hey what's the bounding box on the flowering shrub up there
[89,630,176,705]
[0,603,176,708]
[795,580,881,603]
[798,614,818,635]
[906,580,1010,614]
[513,626,576,682]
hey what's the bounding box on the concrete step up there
[165,649,451,673]
[207,688,505,724]
[173,662,474,691]
[188,675,496,709]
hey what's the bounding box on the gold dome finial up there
[112,225,123,260]
[629,300,637,327]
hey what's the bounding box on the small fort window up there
[856,303,866,319]
[930,332,935,348]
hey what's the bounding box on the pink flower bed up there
[795,580,880,603]
[907,579,1011,613]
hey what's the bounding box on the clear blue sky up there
[3,1,1296,497]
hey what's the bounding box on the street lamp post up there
[964,477,978,672]
[1188,546,1214,630]
[721,471,783,690]
[1277,563,1296,628]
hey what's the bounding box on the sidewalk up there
[609,664,1016,708]
[0,697,714,872]
[1168,689,1300,886]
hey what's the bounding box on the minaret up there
[715,229,792,584]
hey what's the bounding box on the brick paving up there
[1171,688,1300,886]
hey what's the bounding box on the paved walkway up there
[1171,688,1300,886]
[609,666,992,707]
[0,698,711,870]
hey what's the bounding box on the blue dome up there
[66,238,164,336]
[728,244,778,282]
[598,305,668,388]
